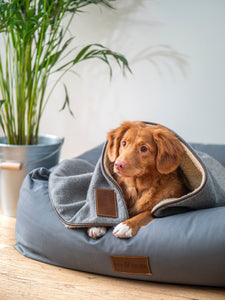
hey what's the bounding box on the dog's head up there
[107,121,184,177]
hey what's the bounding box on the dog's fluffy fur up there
[88,121,188,239]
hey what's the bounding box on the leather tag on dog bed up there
[111,255,152,275]
[95,189,118,218]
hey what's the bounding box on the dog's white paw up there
[113,222,132,238]
[87,226,107,239]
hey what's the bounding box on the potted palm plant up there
[0,0,130,216]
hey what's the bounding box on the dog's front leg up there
[87,226,107,239]
[113,211,153,238]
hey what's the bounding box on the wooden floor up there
[1,214,225,300]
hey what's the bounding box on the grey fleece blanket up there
[49,126,225,228]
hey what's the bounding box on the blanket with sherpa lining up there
[49,123,225,227]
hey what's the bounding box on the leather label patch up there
[111,255,152,275]
[95,189,118,218]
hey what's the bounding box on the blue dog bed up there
[15,136,225,287]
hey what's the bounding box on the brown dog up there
[88,121,187,239]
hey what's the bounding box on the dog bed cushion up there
[15,125,225,287]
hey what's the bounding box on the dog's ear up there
[152,125,184,174]
[107,121,133,162]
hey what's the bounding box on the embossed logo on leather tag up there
[95,189,117,218]
[111,255,152,275]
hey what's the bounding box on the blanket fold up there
[49,123,225,227]
[49,157,129,227]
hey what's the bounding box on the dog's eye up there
[140,146,148,152]
[122,141,126,147]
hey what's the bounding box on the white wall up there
[38,0,225,159]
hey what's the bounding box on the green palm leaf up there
[0,0,130,145]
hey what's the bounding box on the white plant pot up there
[0,135,64,217]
